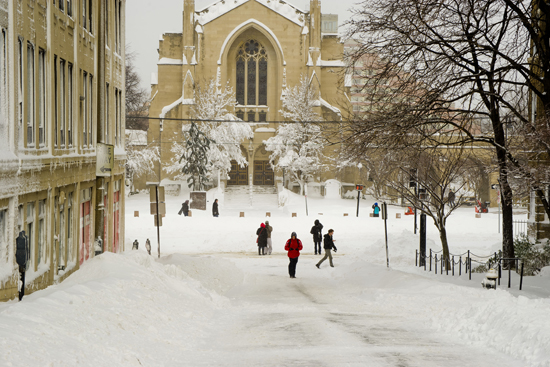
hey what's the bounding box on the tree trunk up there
[438,222,451,270]
[496,143,515,267]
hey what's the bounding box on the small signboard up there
[96,143,114,177]
[356,184,364,191]
[190,192,207,210]
[149,186,165,203]
[150,202,166,215]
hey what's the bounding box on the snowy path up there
[162,253,524,366]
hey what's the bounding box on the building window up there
[26,43,35,147]
[67,192,74,263]
[0,29,7,148]
[59,0,64,12]
[68,63,73,146]
[83,71,88,146]
[236,110,244,120]
[18,38,23,147]
[38,49,46,146]
[236,40,268,106]
[105,0,109,47]
[115,0,121,54]
[115,88,119,146]
[89,74,93,146]
[54,55,58,147]
[83,0,92,33]
[60,59,66,147]
[82,0,86,29]
[0,209,7,265]
[67,0,73,17]
[88,0,93,33]
[259,111,266,122]
[105,82,109,143]
[247,111,255,122]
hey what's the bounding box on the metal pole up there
[429,249,432,271]
[508,266,511,288]
[520,261,524,290]
[452,256,455,276]
[156,185,161,258]
[435,254,438,274]
[356,190,360,217]
[383,203,389,268]
[416,250,418,267]
[419,213,426,267]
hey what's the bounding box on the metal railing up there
[415,249,524,290]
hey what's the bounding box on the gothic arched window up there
[236,40,267,106]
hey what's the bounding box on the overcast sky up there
[126,0,361,91]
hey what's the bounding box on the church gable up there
[197,0,306,27]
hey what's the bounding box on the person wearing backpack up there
[310,219,323,255]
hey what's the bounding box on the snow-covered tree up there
[265,76,326,195]
[178,121,214,191]
[192,79,253,179]
[125,130,160,189]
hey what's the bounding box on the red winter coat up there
[285,238,303,259]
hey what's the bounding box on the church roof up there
[196,0,307,27]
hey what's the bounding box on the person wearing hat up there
[284,232,303,278]
[372,202,380,217]
[265,220,273,255]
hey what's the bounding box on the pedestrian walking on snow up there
[285,232,303,278]
[256,223,268,255]
[265,221,273,255]
[212,199,219,217]
[448,190,456,207]
[372,203,380,217]
[145,238,151,255]
[316,229,337,268]
[178,200,189,216]
[310,219,323,255]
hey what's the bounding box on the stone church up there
[147,0,351,192]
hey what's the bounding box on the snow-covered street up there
[1,189,549,366]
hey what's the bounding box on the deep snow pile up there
[0,187,548,366]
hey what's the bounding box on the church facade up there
[147,0,350,191]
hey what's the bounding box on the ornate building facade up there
[0,0,126,301]
[147,0,349,190]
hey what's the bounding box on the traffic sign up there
[96,143,114,177]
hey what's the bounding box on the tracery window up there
[236,40,267,106]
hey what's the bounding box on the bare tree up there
[342,0,550,264]
[126,45,149,130]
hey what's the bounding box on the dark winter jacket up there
[257,223,268,247]
[323,233,337,251]
[285,238,303,259]
[212,201,219,216]
[310,220,323,242]
[179,201,189,216]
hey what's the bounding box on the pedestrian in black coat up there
[316,229,337,268]
[310,219,323,255]
[256,223,268,255]
[213,199,219,217]
[178,200,189,216]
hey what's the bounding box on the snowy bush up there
[514,234,550,275]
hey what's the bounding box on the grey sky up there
[126,0,361,91]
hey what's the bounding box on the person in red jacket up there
[284,232,303,278]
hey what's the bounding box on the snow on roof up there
[320,97,342,115]
[125,129,148,146]
[158,58,184,65]
[197,0,306,26]
[151,72,158,85]
[160,97,183,119]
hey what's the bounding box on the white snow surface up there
[1,188,549,366]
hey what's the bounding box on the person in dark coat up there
[178,200,189,216]
[310,219,323,255]
[448,190,455,207]
[316,229,337,268]
[372,203,380,217]
[212,199,219,217]
[285,232,303,278]
[256,223,268,255]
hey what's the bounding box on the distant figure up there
[16,231,29,301]
[256,223,268,255]
[265,220,273,255]
[448,190,456,207]
[285,232,303,278]
[372,203,380,217]
[132,239,139,250]
[178,200,189,216]
[316,229,337,269]
[145,239,151,255]
[212,199,219,217]
[310,219,324,255]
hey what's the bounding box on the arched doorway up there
[253,161,274,185]
[227,161,248,186]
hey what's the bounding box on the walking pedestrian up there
[212,199,219,217]
[265,220,273,255]
[178,200,189,216]
[15,231,29,301]
[285,232,303,278]
[316,229,337,268]
[310,219,323,255]
[256,223,268,255]
[448,190,455,207]
[372,203,380,217]
[132,239,139,250]
[145,238,151,255]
